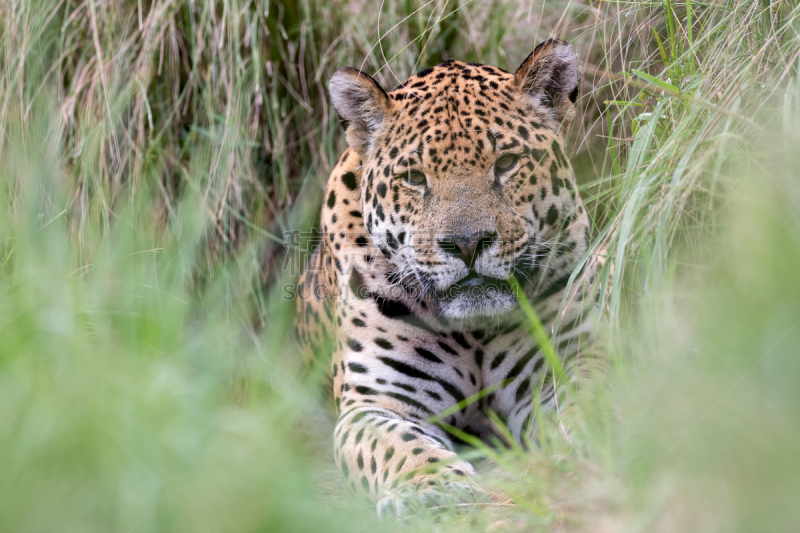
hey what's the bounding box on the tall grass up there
[1,0,800,531]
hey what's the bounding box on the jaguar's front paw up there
[376,476,486,518]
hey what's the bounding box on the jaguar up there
[295,38,599,516]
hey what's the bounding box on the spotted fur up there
[295,39,599,515]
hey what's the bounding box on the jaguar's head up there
[330,40,591,320]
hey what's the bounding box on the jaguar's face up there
[331,40,591,319]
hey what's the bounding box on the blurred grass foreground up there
[2,0,800,531]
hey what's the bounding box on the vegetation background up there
[1,0,800,531]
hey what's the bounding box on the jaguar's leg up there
[334,406,483,517]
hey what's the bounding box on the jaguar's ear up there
[329,67,394,157]
[514,39,580,129]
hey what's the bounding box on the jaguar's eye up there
[403,170,427,187]
[494,154,519,174]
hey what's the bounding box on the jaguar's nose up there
[437,230,496,268]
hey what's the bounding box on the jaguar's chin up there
[435,273,518,320]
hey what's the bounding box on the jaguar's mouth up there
[435,272,517,319]
[438,272,512,300]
